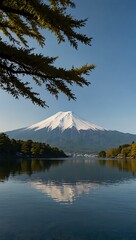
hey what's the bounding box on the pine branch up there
[0,5,33,18]
[0,0,95,107]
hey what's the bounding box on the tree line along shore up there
[0,133,67,158]
[98,142,136,158]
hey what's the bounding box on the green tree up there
[0,133,11,155]
[21,140,32,155]
[121,146,131,157]
[31,142,41,156]
[0,0,94,107]
[131,143,136,158]
[106,148,120,158]
[10,139,18,154]
[98,150,106,158]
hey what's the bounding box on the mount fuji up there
[27,111,106,132]
[6,111,136,153]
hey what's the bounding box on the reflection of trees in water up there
[0,159,64,181]
[99,159,136,174]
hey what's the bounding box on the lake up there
[0,158,136,240]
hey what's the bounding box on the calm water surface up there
[0,158,136,240]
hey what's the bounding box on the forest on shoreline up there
[98,142,136,159]
[0,133,67,158]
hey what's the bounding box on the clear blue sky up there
[1,0,136,133]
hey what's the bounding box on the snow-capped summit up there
[27,111,106,132]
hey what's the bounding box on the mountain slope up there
[6,111,136,153]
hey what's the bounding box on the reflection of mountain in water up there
[32,181,99,203]
[1,158,136,184]
[1,158,136,204]
[30,159,136,203]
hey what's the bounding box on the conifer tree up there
[0,0,95,107]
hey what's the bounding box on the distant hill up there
[6,111,136,153]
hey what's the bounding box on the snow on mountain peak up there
[27,111,106,132]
